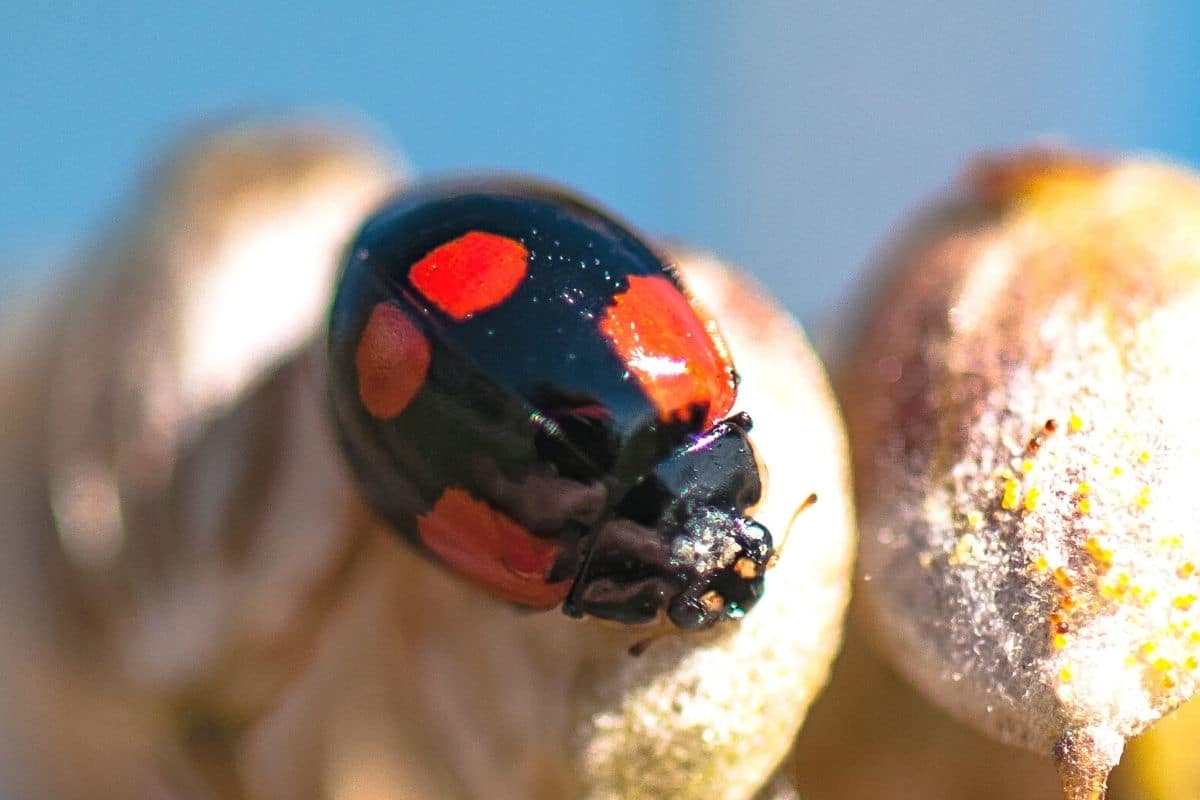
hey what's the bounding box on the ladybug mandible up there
[328,177,773,629]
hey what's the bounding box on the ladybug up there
[327,177,773,629]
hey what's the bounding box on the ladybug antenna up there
[766,492,817,570]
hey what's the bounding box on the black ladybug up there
[328,177,773,629]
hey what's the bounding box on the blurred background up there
[5,5,1200,798]
[4,2,1198,329]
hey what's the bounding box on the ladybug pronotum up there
[328,177,773,629]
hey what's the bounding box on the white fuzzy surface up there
[843,155,1200,793]
[570,254,855,799]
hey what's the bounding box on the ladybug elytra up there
[328,177,773,629]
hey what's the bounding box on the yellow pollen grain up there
[1068,413,1084,433]
[1059,665,1074,683]
[1052,633,1068,650]
[1077,497,1092,515]
[1077,482,1091,496]
[966,510,982,529]
[1142,641,1158,656]
[1112,465,1124,477]
[1020,458,1036,474]
[1164,675,1178,689]
[1180,562,1196,579]
[1175,594,1197,611]
[952,534,978,565]
[1033,554,1050,572]
[1102,573,1132,600]
[1161,534,1184,549]
[1139,451,1151,463]
[1154,656,1175,673]
[1089,537,1113,568]
[1053,566,1073,590]
[1135,486,1152,509]
[1001,478,1020,511]
[1187,656,1199,671]
[1023,487,1041,512]
[1191,630,1200,645]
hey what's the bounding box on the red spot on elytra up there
[356,302,431,419]
[599,274,736,426]
[417,487,571,608]
[409,231,528,320]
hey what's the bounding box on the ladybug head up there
[566,413,775,629]
[665,512,773,629]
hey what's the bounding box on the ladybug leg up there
[562,518,681,624]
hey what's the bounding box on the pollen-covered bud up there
[571,251,855,800]
[839,150,1200,799]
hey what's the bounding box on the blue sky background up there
[3,3,1199,326]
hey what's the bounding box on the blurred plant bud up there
[788,624,1060,799]
[838,150,1200,798]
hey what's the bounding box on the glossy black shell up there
[328,177,770,626]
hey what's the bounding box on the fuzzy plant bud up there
[0,121,855,800]
[838,150,1200,799]
[566,251,856,800]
